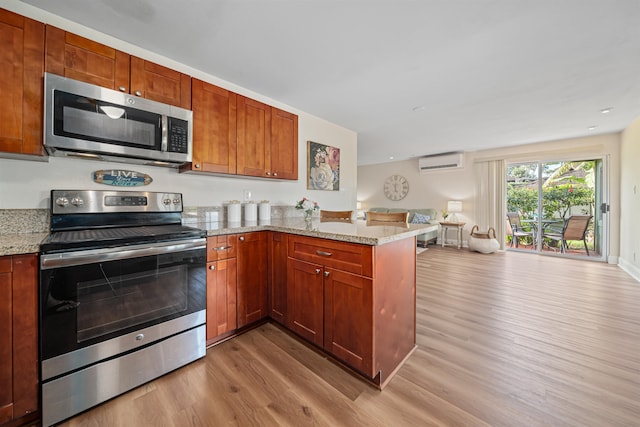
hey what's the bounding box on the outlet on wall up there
[243,189,252,202]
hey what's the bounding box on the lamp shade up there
[447,200,462,213]
[356,202,362,210]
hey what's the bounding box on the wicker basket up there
[468,225,499,253]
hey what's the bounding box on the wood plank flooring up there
[60,247,640,427]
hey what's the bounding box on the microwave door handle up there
[161,115,168,152]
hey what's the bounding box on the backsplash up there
[0,209,49,234]
[0,205,309,235]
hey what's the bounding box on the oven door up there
[39,239,206,370]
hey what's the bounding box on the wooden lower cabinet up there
[0,254,39,426]
[206,258,237,345]
[206,235,237,345]
[323,267,373,376]
[268,232,288,325]
[237,232,268,327]
[286,258,324,346]
[286,235,416,386]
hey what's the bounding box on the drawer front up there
[288,235,372,277]
[207,235,238,261]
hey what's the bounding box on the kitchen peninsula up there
[196,217,436,388]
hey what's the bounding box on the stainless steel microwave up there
[44,72,193,167]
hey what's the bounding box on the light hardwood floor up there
[61,247,640,426]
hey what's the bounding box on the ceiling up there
[20,0,640,165]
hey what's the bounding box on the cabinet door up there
[237,232,267,327]
[130,56,191,109]
[45,25,130,91]
[270,107,298,180]
[286,258,324,346]
[237,96,271,178]
[189,79,237,173]
[206,259,237,344]
[0,10,44,156]
[0,254,38,424]
[10,255,38,419]
[268,232,288,325]
[324,268,373,376]
[0,257,12,423]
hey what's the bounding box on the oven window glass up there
[76,264,189,342]
[40,247,206,360]
[54,90,162,149]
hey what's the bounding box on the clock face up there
[383,175,409,201]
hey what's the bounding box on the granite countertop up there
[0,233,49,256]
[188,217,438,246]
[0,218,438,256]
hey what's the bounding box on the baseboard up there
[618,257,640,283]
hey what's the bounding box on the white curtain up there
[474,159,505,249]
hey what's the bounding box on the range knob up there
[162,198,171,205]
[173,198,180,205]
[55,197,69,207]
[71,197,84,207]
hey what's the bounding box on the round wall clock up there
[383,175,409,201]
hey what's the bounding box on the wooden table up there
[440,222,465,249]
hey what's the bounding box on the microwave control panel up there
[167,117,189,153]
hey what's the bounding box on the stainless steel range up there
[39,190,207,427]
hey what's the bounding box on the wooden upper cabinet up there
[187,79,237,173]
[237,96,272,178]
[45,26,190,109]
[45,25,130,91]
[0,9,44,157]
[130,57,191,109]
[270,107,298,180]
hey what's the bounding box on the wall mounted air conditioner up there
[418,152,464,172]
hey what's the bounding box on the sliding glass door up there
[505,158,608,260]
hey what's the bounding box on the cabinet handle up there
[118,86,126,92]
[239,236,245,241]
[266,172,271,176]
[316,250,333,257]
[195,163,201,169]
[212,246,232,251]
[273,172,278,177]
[315,268,321,275]
[134,90,142,96]
[324,271,330,277]
[209,265,216,270]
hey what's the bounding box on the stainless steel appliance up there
[39,190,206,427]
[44,73,193,167]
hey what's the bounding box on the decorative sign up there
[93,170,153,187]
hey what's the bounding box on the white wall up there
[358,133,622,261]
[619,117,640,280]
[0,1,357,212]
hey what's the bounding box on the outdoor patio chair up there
[544,215,593,255]
[506,212,535,248]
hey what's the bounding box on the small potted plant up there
[296,197,319,222]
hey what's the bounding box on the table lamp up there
[447,200,462,223]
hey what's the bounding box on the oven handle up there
[40,238,206,269]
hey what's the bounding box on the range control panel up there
[51,190,183,214]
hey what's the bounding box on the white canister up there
[259,201,271,221]
[227,201,241,223]
[244,201,257,222]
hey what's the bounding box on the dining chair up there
[506,212,535,248]
[544,215,593,255]
[319,210,353,222]
[366,211,409,223]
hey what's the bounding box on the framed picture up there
[307,141,340,191]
